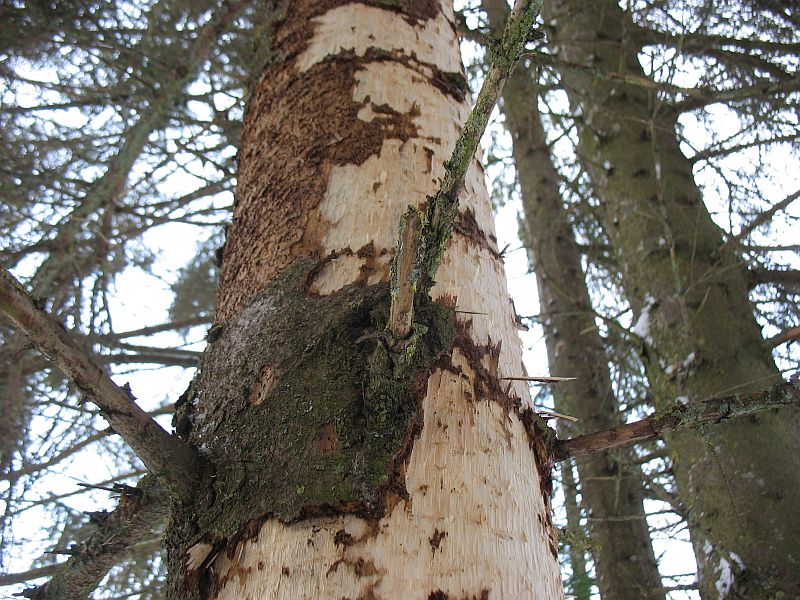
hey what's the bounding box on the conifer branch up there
[552,381,800,463]
[388,0,543,332]
[13,477,168,600]
[0,265,199,501]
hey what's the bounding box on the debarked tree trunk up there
[164,2,564,598]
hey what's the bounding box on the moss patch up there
[167,258,453,596]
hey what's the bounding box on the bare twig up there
[728,188,800,247]
[0,265,199,501]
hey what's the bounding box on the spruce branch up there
[0,265,199,501]
[388,0,543,332]
[552,381,800,463]
[11,476,168,600]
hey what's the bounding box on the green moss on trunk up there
[167,259,453,598]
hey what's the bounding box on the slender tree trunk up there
[560,464,592,600]
[165,2,563,598]
[482,4,665,595]
[545,0,800,597]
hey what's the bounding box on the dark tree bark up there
[544,0,800,596]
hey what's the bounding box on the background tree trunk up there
[545,0,800,596]
[165,2,563,598]
[482,2,665,594]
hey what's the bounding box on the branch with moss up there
[388,0,543,337]
[748,267,800,290]
[0,265,199,502]
[11,477,168,600]
[552,381,800,463]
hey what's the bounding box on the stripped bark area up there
[168,1,563,598]
[217,0,464,320]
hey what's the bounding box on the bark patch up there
[218,1,461,320]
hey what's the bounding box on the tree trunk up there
[165,2,563,598]
[481,2,665,593]
[560,463,592,600]
[545,0,800,597]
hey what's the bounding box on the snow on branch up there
[0,265,199,502]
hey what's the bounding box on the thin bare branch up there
[729,188,800,246]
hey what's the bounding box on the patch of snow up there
[633,295,656,344]
[715,555,735,598]
[715,553,744,599]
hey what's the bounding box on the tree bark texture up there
[482,2,666,595]
[544,0,800,597]
[166,2,563,598]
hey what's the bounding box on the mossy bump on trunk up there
[167,259,454,597]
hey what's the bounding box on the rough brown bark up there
[544,0,800,596]
[483,3,666,597]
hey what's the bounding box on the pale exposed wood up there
[212,352,562,599]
